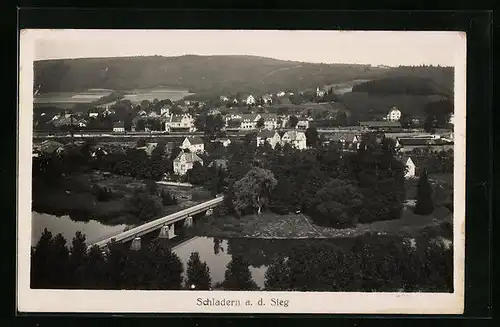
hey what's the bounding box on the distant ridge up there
[34,55,453,97]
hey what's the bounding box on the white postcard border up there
[17,29,466,314]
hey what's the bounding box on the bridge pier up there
[184,216,193,228]
[130,237,142,251]
[158,224,177,239]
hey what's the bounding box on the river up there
[32,212,271,288]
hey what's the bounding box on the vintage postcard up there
[17,29,466,314]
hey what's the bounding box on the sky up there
[30,30,465,66]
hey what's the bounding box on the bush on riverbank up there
[263,234,453,292]
[127,189,163,222]
[31,228,453,292]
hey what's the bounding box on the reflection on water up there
[32,212,128,245]
[172,237,269,289]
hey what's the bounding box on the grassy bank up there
[191,205,452,240]
[32,171,212,226]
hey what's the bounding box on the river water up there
[32,212,271,288]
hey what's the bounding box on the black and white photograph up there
[18,29,466,314]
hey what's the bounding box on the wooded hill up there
[351,75,453,98]
[34,55,453,97]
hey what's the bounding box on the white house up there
[244,95,256,105]
[256,130,281,149]
[173,152,204,175]
[213,138,231,147]
[316,87,326,97]
[276,91,286,97]
[113,121,125,132]
[401,156,417,179]
[281,131,307,150]
[165,114,195,132]
[240,114,261,130]
[180,136,205,153]
[260,113,279,130]
[160,106,171,116]
[296,119,310,130]
[261,95,273,104]
[386,106,402,121]
[220,96,229,102]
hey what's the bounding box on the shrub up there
[160,189,178,206]
[93,184,113,202]
[127,189,163,222]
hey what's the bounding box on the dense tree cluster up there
[222,131,406,227]
[31,230,185,290]
[352,76,452,97]
[263,234,453,292]
[31,228,453,292]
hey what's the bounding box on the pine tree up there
[221,256,258,290]
[414,169,434,215]
[264,257,291,291]
[185,252,212,290]
[69,231,88,288]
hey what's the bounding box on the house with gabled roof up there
[386,106,402,122]
[256,130,281,149]
[399,156,418,179]
[180,136,205,153]
[259,113,279,130]
[239,113,261,130]
[173,151,203,175]
[296,118,310,130]
[281,131,307,150]
[36,140,65,155]
[113,121,125,132]
[165,113,195,132]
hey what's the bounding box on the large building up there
[359,121,402,132]
[281,131,307,150]
[256,130,281,149]
[165,114,196,132]
[386,106,402,121]
[113,121,125,132]
[180,137,205,153]
[173,152,204,175]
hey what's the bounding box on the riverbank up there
[190,205,453,240]
[32,171,211,225]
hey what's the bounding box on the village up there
[33,85,454,182]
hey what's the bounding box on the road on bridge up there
[90,195,224,250]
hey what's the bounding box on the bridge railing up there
[90,195,224,250]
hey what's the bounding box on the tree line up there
[31,227,453,292]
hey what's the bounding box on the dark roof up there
[38,140,64,153]
[174,152,203,163]
[398,138,451,146]
[186,137,204,145]
[240,114,258,121]
[327,133,359,142]
[259,113,278,120]
[257,130,277,138]
[400,156,418,166]
[113,121,124,128]
[360,121,401,128]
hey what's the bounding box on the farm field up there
[123,88,193,103]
